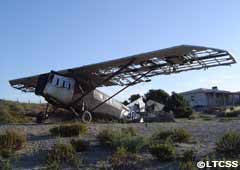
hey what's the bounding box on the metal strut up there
[90,68,154,113]
[68,58,136,107]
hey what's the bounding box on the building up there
[180,87,240,109]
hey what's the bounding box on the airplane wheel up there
[82,111,92,123]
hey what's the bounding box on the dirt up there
[1,119,240,170]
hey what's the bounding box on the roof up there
[181,88,231,95]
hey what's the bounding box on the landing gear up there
[36,104,49,123]
[70,103,92,123]
[36,112,48,123]
[81,111,92,123]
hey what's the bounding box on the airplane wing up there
[9,45,236,92]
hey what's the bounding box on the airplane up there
[9,45,236,123]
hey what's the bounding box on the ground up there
[1,118,240,170]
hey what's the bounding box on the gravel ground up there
[1,119,240,170]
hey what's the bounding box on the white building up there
[180,87,240,109]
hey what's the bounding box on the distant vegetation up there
[0,99,45,123]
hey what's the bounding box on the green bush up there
[179,161,197,170]
[149,143,176,161]
[0,160,11,170]
[216,131,240,157]
[97,128,145,153]
[46,143,79,168]
[50,124,87,137]
[165,92,193,118]
[97,129,114,146]
[151,130,173,144]
[111,134,145,153]
[110,147,137,170]
[151,128,191,144]
[121,127,137,136]
[182,150,196,162]
[70,139,90,152]
[0,148,13,158]
[172,128,191,143]
[145,89,170,105]
[0,129,27,151]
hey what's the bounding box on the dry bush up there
[0,129,26,158]
[0,129,27,150]
[46,143,79,169]
[50,123,87,137]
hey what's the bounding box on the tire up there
[81,111,92,123]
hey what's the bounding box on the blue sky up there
[0,0,240,103]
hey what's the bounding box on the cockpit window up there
[56,78,59,86]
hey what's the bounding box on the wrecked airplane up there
[9,45,236,123]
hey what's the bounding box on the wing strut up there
[68,58,136,107]
[89,67,154,113]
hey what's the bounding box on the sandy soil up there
[1,119,240,170]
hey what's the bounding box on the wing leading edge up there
[9,45,236,92]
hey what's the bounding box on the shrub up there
[121,127,137,136]
[50,124,87,137]
[110,147,137,170]
[110,134,145,153]
[149,143,176,161]
[165,92,193,118]
[218,111,239,118]
[97,129,145,153]
[0,148,13,158]
[46,143,79,168]
[182,150,196,162]
[70,139,90,152]
[97,129,114,146]
[172,128,191,143]
[216,131,240,157]
[151,128,191,144]
[0,160,11,170]
[179,161,197,170]
[145,89,170,105]
[0,129,27,151]
[151,130,173,144]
